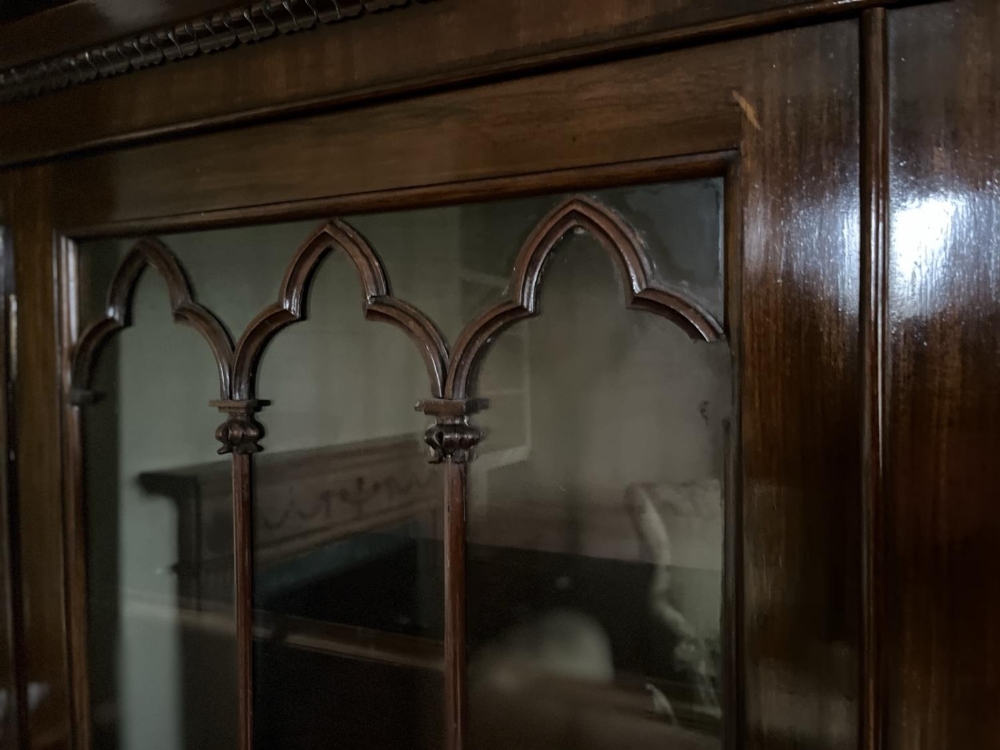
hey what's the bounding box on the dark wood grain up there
[232,451,253,750]
[63,152,734,240]
[0,220,27,750]
[58,237,91,750]
[861,9,887,750]
[722,158,743,750]
[884,2,1000,747]
[0,0,889,167]
[2,167,73,750]
[49,39,744,229]
[411,402,481,749]
[443,461,468,750]
[737,21,861,750]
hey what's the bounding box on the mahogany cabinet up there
[0,1,997,749]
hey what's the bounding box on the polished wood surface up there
[737,22,861,750]
[860,9,887,750]
[2,167,73,750]
[49,43,743,229]
[883,1,1000,747]
[0,213,27,749]
[62,153,733,240]
[2,0,887,167]
[442,462,467,750]
[231,452,253,750]
[58,236,90,750]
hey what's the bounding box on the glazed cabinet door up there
[3,19,862,750]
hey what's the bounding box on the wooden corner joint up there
[211,399,266,455]
[415,398,488,464]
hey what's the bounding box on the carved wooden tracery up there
[67,192,725,750]
[69,198,722,452]
[419,195,723,467]
[445,195,722,401]
[230,218,449,403]
[69,236,235,404]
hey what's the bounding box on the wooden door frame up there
[2,12,876,750]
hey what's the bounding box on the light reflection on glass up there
[467,197,728,750]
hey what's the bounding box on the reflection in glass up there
[252,251,443,750]
[466,189,728,750]
[79,241,237,750]
[351,179,724,341]
[76,176,726,750]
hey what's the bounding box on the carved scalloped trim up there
[444,195,725,399]
[231,218,449,400]
[70,237,235,402]
[0,0,429,105]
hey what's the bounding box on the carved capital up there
[422,418,484,464]
[211,399,265,455]
[416,398,488,464]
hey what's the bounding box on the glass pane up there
[79,241,237,750]
[253,250,443,750]
[156,222,317,336]
[350,178,723,341]
[465,191,729,749]
[77,176,724,750]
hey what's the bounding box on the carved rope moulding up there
[0,0,429,104]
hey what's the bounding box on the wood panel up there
[0,0,884,167]
[884,2,1000,748]
[860,9,888,750]
[2,167,72,750]
[738,21,860,750]
[0,208,26,749]
[51,39,744,230]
